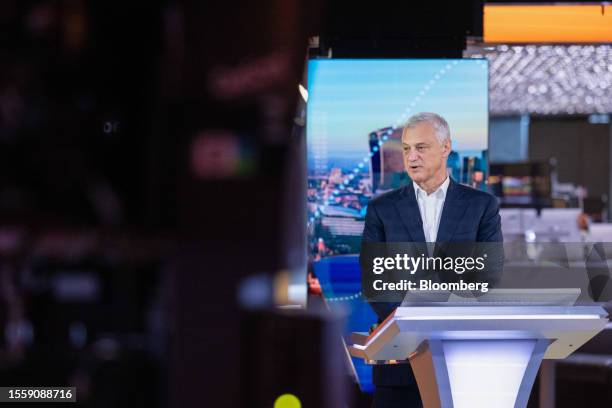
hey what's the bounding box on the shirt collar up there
[413,176,450,199]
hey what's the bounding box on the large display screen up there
[307,59,489,258]
[306,58,489,391]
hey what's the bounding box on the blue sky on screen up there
[307,59,488,159]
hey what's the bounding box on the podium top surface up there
[393,305,607,318]
[399,288,582,307]
[349,305,609,362]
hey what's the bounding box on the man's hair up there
[402,112,451,145]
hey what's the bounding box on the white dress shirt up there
[413,177,450,242]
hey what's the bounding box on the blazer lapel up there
[394,183,426,243]
[436,178,468,243]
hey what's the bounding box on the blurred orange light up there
[484,4,612,43]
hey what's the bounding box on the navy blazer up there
[363,177,502,244]
[360,177,503,387]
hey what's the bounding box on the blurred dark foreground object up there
[240,307,350,408]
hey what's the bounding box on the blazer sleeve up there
[477,195,503,242]
[476,195,504,287]
[362,202,386,243]
[360,202,397,321]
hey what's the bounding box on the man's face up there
[401,122,450,184]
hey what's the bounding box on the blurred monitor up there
[489,162,552,208]
[500,208,538,236]
[588,223,612,243]
[500,208,582,242]
[534,208,582,242]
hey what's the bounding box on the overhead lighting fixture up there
[465,44,612,115]
[298,83,308,102]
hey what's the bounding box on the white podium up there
[349,305,608,408]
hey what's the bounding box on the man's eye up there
[417,146,426,152]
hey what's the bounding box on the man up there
[361,112,503,408]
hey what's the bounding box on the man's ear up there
[442,139,451,157]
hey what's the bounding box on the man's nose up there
[407,150,419,162]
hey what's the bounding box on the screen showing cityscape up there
[307,59,489,258]
[306,59,489,391]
